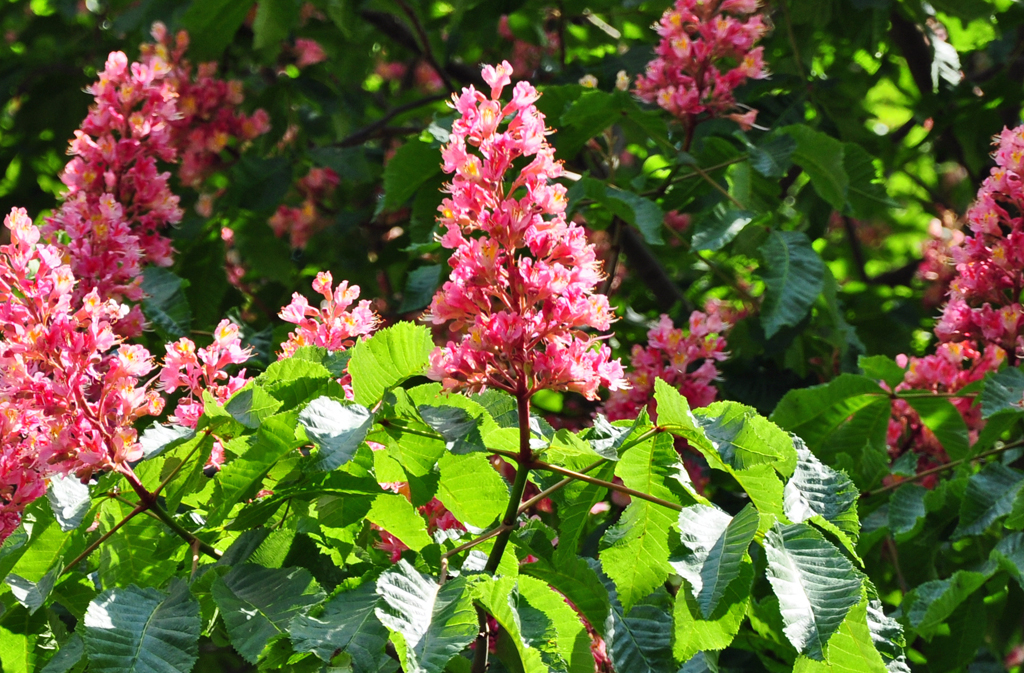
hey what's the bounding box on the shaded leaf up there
[83,579,200,673]
[784,125,848,209]
[759,230,825,339]
[952,463,1024,539]
[691,208,755,252]
[140,267,191,340]
[298,396,374,471]
[289,582,390,670]
[904,396,970,461]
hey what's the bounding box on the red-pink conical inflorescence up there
[635,0,768,130]
[426,62,626,400]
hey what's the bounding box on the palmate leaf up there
[45,475,90,533]
[887,484,927,539]
[952,462,1024,538]
[298,396,374,471]
[694,400,797,475]
[365,493,433,553]
[6,562,61,614]
[436,451,507,529]
[374,560,478,673]
[515,574,593,673]
[519,542,611,630]
[763,522,863,660]
[83,579,200,673]
[40,633,84,673]
[289,582,390,671]
[600,432,681,612]
[474,577,551,673]
[784,124,849,209]
[865,600,911,673]
[212,564,324,663]
[673,504,758,619]
[679,652,720,673]
[981,366,1024,418]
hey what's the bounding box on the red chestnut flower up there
[426,61,626,400]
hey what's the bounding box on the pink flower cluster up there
[426,62,626,400]
[635,0,768,129]
[279,271,380,357]
[0,210,164,541]
[159,320,253,429]
[293,38,327,69]
[143,23,271,189]
[887,126,1024,465]
[269,167,340,248]
[44,49,183,331]
[932,125,1024,360]
[44,28,269,337]
[605,309,730,421]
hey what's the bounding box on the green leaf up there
[784,125,849,209]
[680,652,720,673]
[474,577,549,673]
[673,504,758,619]
[400,265,443,313]
[5,563,61,615]
[518,545,610,630]
[674,560,753,662]
[46,475,90,532]
[793,598,888,673]
[952,462,1024,538]
[213,564,324,663]
[887,484,927,539]
[40,633,84,673]
[991,532,1024,591]
[904,396,970,461]
[597,564,675,673]
[298,396,374,471]
[365,494,433,552]
[225,384,283,429]
[260,357,333,409]
[759,230,825,339]
[764,522,863,660]
[436,452,507,529]
[349,322,434,406]
[140,267,191,340]
[289,582,390,670]
[374,560,478,673]
[904,568,992,638]
[98,499,180,589]
[253,0,300,51]
[380,141,441,211]
[209,413,304,526]
[784,441,859,549]
[843,143,895,218]
[182,0,253,60]
[516,574,593,673]
[745,131,797,179]
[417,405,485,454]
[691,208,755,252]
[600,433,680,612]
[981,367,1024,418]
[694,401,797,474]
[865,599,909,673]
[83,579,200,673]
[858,355,905,390]
[138,424,195,461]
[602,186,664,245]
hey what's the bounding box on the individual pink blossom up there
[294,38,327,68]
[635,0,768,130]
[0,209,164,541]
[425,62,626,400]
[278,272,380,399]
[159,319,253,429]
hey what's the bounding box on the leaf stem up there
[863,439,1024,498]
[529,459,683,511]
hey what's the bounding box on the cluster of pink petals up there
[635,0,768,128]
[0,210,164,541]
[931,125,1024,360]
[268,167,340,248]
[43,48,183,329]
[425,62,626,400]
[917,217,965,308]
[887,126,1024,465]
[44,27,269,337]
[374,59,445,94]
[375,483,464,562]
[159,320,253,429]
[294,38,328,69]
[887,343,999,473]
[279,271,380,357]
[605,309,730,421]
[143,23,271,189]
